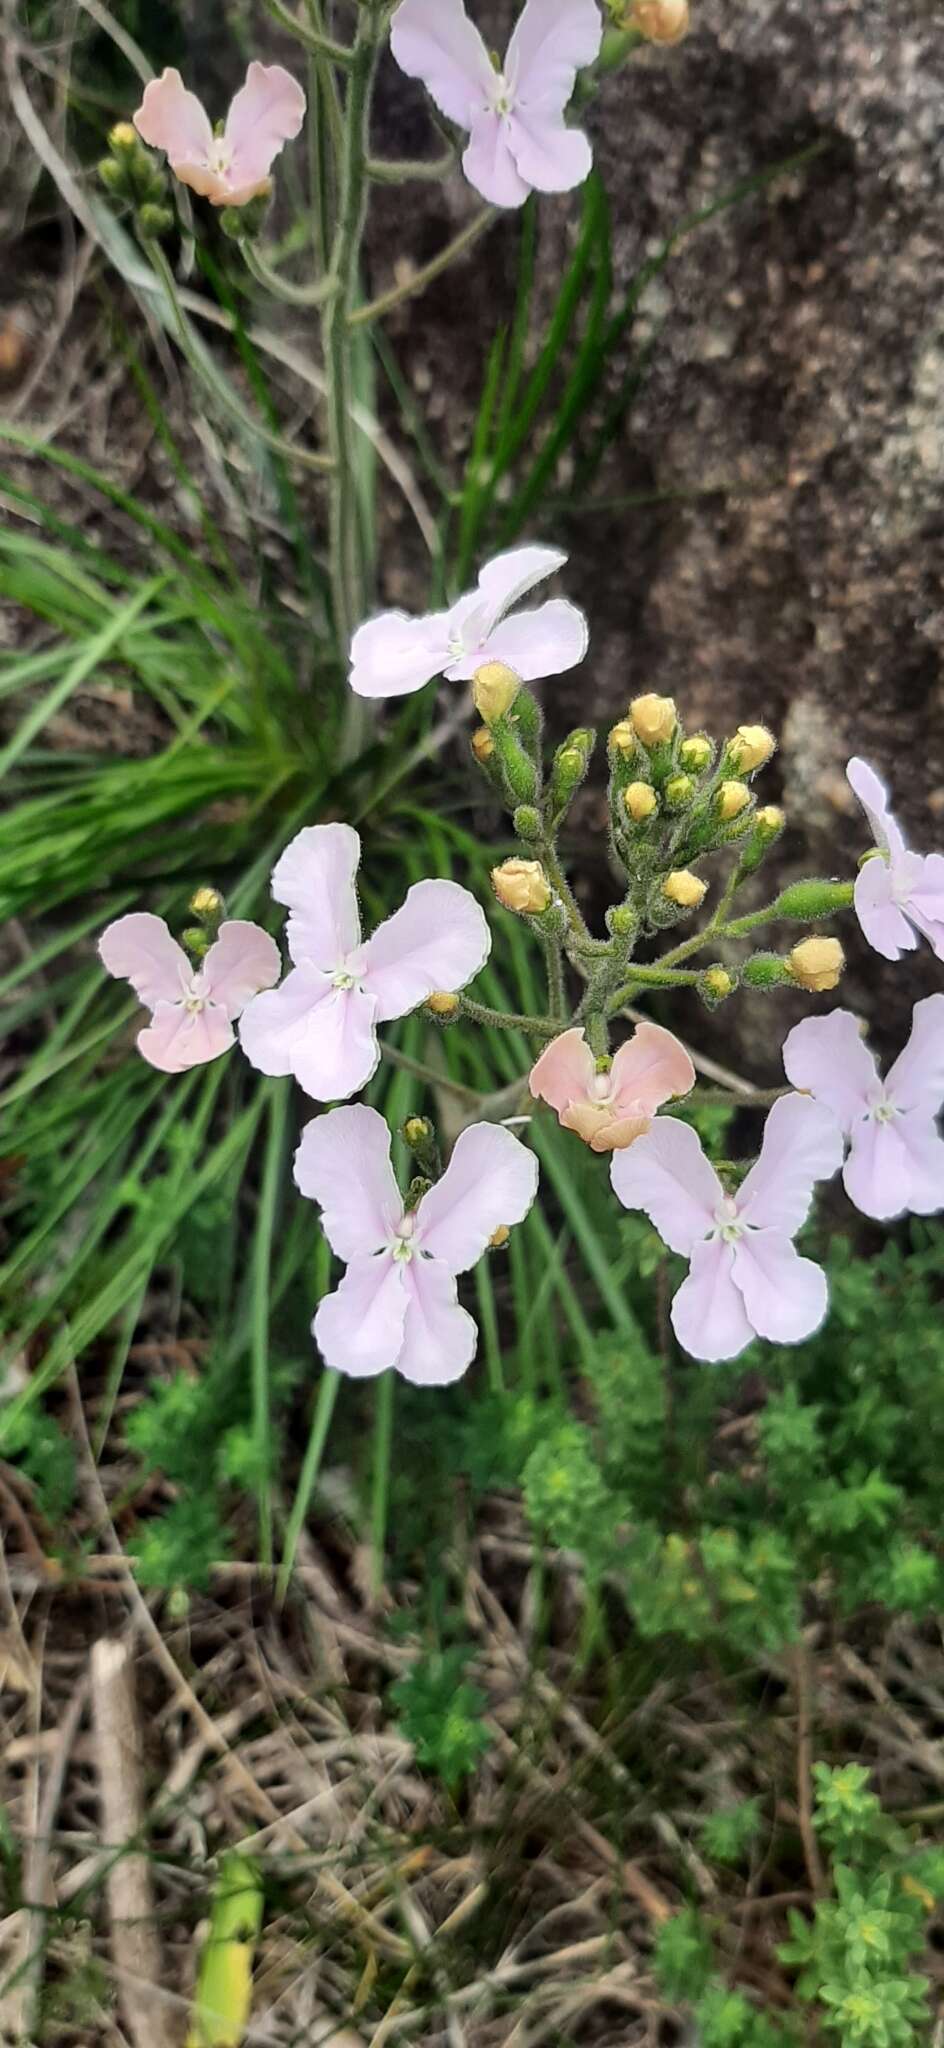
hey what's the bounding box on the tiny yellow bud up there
[609,719,637,755]
[109,121,139,149]
[704,967,734,1000]
[756,805,785,835]
[730,724,776,774]
[787,936,845,993]
[679,734,712,772]
[630,692,677,748]
[404,1117,430,1146]
[630,0,690,44]
[491,858,552,916]
[624,781,659,823]
[472,661,520,724]
[426,990,460,1018]
[665,773,695,808]
[190,886,223,918]
[663,869,707,909]
[471,725,495,764]
[489,1225,511,1250]
[717,779,751,821]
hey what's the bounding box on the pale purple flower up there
[847,757,944,964]
[349,544,588,701]
[133,62,305,206]
[783,998,944,1222]
[390,0,602,209]
[239,823,490,1101]
[99,913,280,1072]
[610,1096,843,1363]
[295,1106,539,1384]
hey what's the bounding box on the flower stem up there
[459,995,561,1039]
[242,245,339,306]
[366,148,457,184]
[262,0,354,64]
[349,206,495,328]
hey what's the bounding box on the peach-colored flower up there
[529,1023,696,1153]
[133,62,305,207]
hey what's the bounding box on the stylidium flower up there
[239,824,490,1101]
[783,998,944,1222]
[133,62,306,207]
[529,1022,695,1152]
[349,544,588,702]
[390,0,603,210]
[99,913,280,1072]
[295,1106,539,1384]
[847,757,944,963]
[611,1096,843,1362]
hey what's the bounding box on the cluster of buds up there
[98,122,174,239]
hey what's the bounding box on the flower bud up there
[623,781,659,823]
[742,952,789,990]
[190,886,223,918]
[717,779,751,821]
[109,122,139,151]
[773,879,855,920]
[663,869,707,909]
[630,0,690,43]
[489,1225,511,1250]
[630,693,676,748]
[665,773,695,810]
[756,805,785,837]
[471,726,495,764]
[787,936,845,993]
[679,733,713,773]
[729,724,775,774]
[608,719,637,756]
[473,660,520,724]
[700,966,735,1004]
[426,990,460,1018]
[181,927,210,958]
[98,157,125,193]
[404,1116,434,1149]
[513,804,542,840]
[607,904,637,938]
[491,859,552,916]
[138,202,175,239]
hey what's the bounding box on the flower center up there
[332,968,358,992]
[391,1213,416,1264]
[183,993,206,1016]
[873,1098,898,1125]
[208,138,232,177]
[713,1195,744,1244]
[590,1073,613,1103]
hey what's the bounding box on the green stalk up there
[277,1359,340,1602]
[251,1080,290,1567]
[370,1368,395,1596]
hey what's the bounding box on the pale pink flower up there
[239,823,490,1102]
[295,1106,539,1384]
[783,997,944,1222]
[133,62,306,207]
[99,913,280,1072]
[529,1022,695,1152]
[390,0,602,209]
[349,544,588,701]
[847,757,944,964]
[611,1096,843,1362]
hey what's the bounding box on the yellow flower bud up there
[717,780,751,821]
[472,661,520,724]
[404,1117,430,1146]
[663,869,707,909]
[704,967,734,1000]
[756,805,785,835]
[679,734,712,772]
[471,725,495,764]
[609,719,637,755]
[190,886,223,918]
[109,121,139,149]
[624,781,659,823]
[630,0,690,44]
[729,724,775,774]
[489,1225,511,1250]
[491,859,552,916]
[665,773,695,808]
[426,990,460,1018]
[787,936,845,993]
[630,692,677,748]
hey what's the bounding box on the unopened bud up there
[729,724,775,775]
[773,879,854,920]
[756,805,785,837]
[491,859,552,916]
[181,927,210,958]
[98,157,125,192]
[609,719,637,756]
[607,904,637,938]
[630,693,676,748]
[665,773,695,809]
[742,952,789,990]
[404,1116,433,1148]
[190,886,223,918]
[138,202,174,239]
[630,0,690,44]
[701,966,735,1003]
[473,660,520,724]
[679,733,713,773]
[787,936,845,993]
[109,122,139,151]
[426,990,460,1018]
[489,1225,511,1250]
[513,804,542,840]
[663,869,707,910]
[624,781,659,823]
[471,726,495,764]
[717,779,751,821]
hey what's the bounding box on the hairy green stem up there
[349,206,494,328]
[263,0,354,63]
[366,148,457,183]
[242,244,338,306]
[459,995,561,1039]
[543,936,566,1020]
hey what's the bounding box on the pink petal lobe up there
[239,966,333,1076]
[137,999,234,1073]
[737,1094,843,1233]
[361,880,490,1021]
[223,62,306,193]
[609,1022,696,1117]
[476,544,567,630]
[349,610,453,699]
[397,1259,478,1386]
[885,993,944,1114]
[133,69,213,166]
[895,1111,944,1215]
[506,0,604,101]
[843,1118,917,1220]
[671,1238,754,1363]
[390,0,495,128]
[202,920,280,1019]
[415,1124,539,1273]
[171,163,233,204]
[732,1230,828,1346]
[610,1117,721,1256]
[846,756,906,859]
[906,853,944,960]
[582,1109,652,1153]
[479,600,589,680]
[529,1027,596,1114]
[313,1255,408,1378]
[240,971,380,1100]
[853,859,917,961]
[782,1010,879,1134]
[99,912,190,1009]
[294,1104,402,1257]
[270,823,362,968]
[507,110,593,193]
[463,113,531,207]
